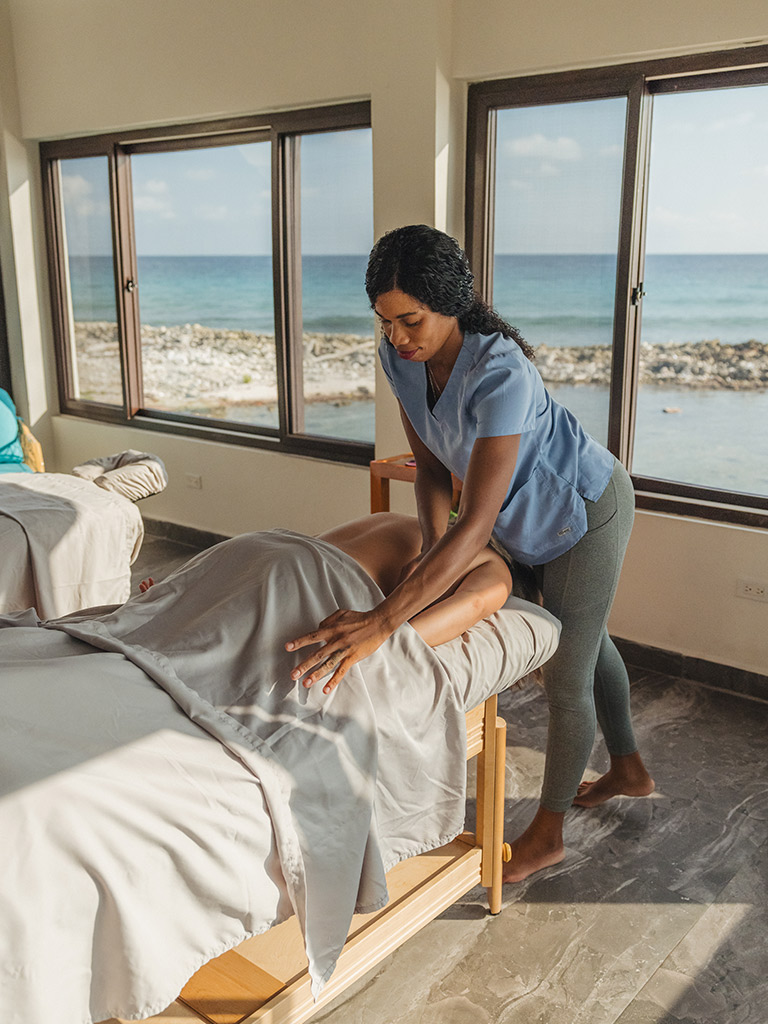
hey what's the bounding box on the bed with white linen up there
[0,472,144,617]
[0,529,559,1024]
[0,451,167,618]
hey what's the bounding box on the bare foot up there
[502,807,565,883]
[573,752,655,808]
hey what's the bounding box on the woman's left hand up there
[285,607,393,694]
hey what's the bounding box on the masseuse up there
[288,224,654,882]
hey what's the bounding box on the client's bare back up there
[318,513,512,646]
[319,513,422,596]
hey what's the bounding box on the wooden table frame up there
[370,452,463,514]
[119,459,510,1024]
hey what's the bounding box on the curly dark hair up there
[365,224,534,361]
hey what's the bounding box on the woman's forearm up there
[414,463,454,549]
[376,515,493,633]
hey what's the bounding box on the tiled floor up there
[134,530,768,1024]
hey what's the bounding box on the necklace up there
[425,361,444,400]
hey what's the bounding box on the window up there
[492,98,626,445]
[467,47,768,525]
[41,103,374,463]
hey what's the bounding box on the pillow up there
[72,449,168,501]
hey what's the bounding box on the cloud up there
[144,178,169,194]
[499,178,531,191]
[61,173,108,217]
[539,160,561,177]
[196,204,230,221]
[184,168,216,182]
[236,144,270,170]
[61,174,91,200]
[505,133,582,161]
[648,205,698,228]
[706,110,755,133]
[133,194,175,219]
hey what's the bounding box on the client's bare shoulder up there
[318,513,421,594]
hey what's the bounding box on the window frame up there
[40,101,374,465]
[466,45,768,528]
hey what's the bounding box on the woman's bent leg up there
[536,463,636,812]
[503,461,645,881]
[573,632,654,806]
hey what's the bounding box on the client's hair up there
[365,224,534,361]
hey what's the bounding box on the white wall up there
[0,0,54,446]
[51,416,372,537]
[1,0,767,674]
[452,0,768,79]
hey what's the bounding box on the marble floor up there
[132,533,768,1024]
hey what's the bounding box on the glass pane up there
[299,128,374,443]
[634,86,768,497]
[131,142,276,426]
[493,99,627,443]
[58,156,122,405]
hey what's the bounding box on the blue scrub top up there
[379,331,615,564]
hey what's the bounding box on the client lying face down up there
[316,512,512,652]
[142,512,512,679]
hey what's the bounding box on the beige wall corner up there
[0,0,55,449]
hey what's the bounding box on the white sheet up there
[0,530,559,1024]
[0,472,144,618]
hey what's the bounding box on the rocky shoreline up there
[536,338,768,390]
[72,322,768,409]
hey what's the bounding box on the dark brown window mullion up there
[607,77,652,467]
[110,146,142,418]
[272,131,305,437]
[40,156,77,413]
[465,92,497,296]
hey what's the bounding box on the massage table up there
[130,697,520,1024]
[0,451,166,618]
[0,481,558,1024]
[96,460,554,1024]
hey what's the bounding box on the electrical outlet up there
[735,577,768,602]
[185,473,202,489]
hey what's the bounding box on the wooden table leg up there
[370,473,390,514]
[488,716,508,915]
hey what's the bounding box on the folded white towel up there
[72,449,168,501]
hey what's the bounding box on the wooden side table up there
[369,453,462,513]
[369,453,416,513]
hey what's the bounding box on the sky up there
[60,128,373,256]
[60,83,768,257]
[493,83,768,255]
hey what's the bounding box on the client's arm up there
[409,553,512,647]
[316,512,512,650]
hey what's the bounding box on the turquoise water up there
[66,253,767,492]
[69,252,768,345]
[548,383,768,495]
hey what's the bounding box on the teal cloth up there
[0,389,30,472]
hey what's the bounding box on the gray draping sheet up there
[0,472,144,617]
[0,530,560,1024]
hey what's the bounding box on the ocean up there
[68,252,768,346]
[68,253,767,494]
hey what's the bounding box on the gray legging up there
[532,459,637,813]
